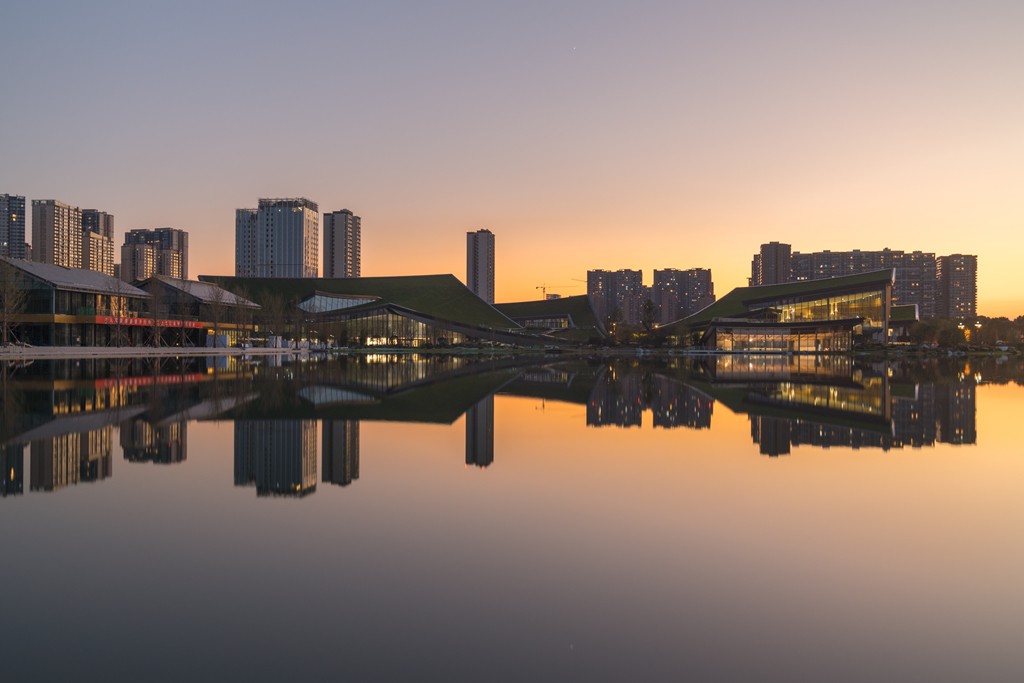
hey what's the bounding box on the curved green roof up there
[200,274,521,330]
[495,295,605,336]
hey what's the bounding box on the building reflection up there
[322,420,360,486]
[747,379,977,456]
[465,395,494,468]
[650,376,713,429]
[121,421,187,464]
[587,367,643,427]
[29,427,113,492]
[1,445,24,497]
[234,420,317,497]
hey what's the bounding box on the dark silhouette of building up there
[587,269,644,326]
[936,254,978,319]
[466,228,495,303]
[652,268,715,324]
[750,241,791,286]
[322,420,360,485]
[465,396,494,467]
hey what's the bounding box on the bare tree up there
[110,277,132,347]
[260,293,287,346]
[206,284,230,348]
[0,259,28,346]
[147,279,166,348]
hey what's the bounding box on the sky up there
[2,0,1022,316]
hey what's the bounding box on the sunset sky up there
[2,1,1022,316]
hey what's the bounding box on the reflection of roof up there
[201,274,521,329]
[150,276,260,308]
[667,269,895,329]
[2,257,149,298]
[890,304,919,323]
[495,295,604,335]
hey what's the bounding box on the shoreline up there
[0,346,310,361]
[2,344,1017,361]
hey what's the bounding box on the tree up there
[206,284,229,347]
[641,298,657,333]
[146,279,166,348]
[0,259,28,346]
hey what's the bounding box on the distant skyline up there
[2,1,1021,315]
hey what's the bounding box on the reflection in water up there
[588,367,643,427]
[121,421,187,464]
[465,395,494,468]
[2,444,24,497]
[234,420,318,497]
[0,353,1006,499]
[322,420,360,486]
[1,353,1021,682]
[30,427,113,492]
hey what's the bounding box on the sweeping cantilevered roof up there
[667,269,895,329]
[199,274,522,330]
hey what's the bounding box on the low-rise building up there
[661,269,894,352]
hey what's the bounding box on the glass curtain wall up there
[754,291,884,328]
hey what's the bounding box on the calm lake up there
[2,353,1022,682]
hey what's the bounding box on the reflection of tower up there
[650,377,713,429]
[750,417,792,457]
[322,420,360,486]
[586,368,643,427]
[29,428,113,491]
[465,395,494,468]
[892,385,937,448]
[936,382,977,445]
[120,420,187,464]
[234,420,317,497]
[1,444,24,497]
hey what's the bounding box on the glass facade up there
[714,327,852,353]
[320,310,465,347]
[758,379,888,418]
[753,290,885,328]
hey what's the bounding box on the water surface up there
[2,354,1022,681]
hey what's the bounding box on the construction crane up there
[536,283,580,299]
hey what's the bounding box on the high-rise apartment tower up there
[466,229,495,303]
[323,209,361,278]
[81,210,115,276]
[235,198,319,278]
[32,199,82,268]
[121,228,189,282]
[0,194,27,259]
